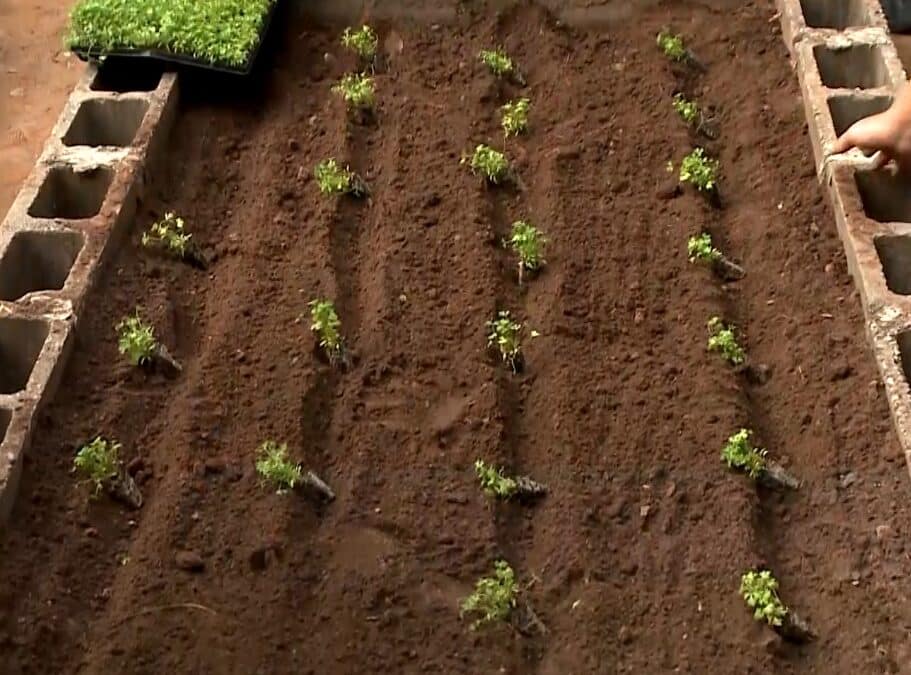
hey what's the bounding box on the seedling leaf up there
[657,31,687,61]
[117,312,158,367]
[707,316,745,366]
[460,560,517,629]
[74,437,120,496]
[721,429,766,478]
[256,441,304,493]
[314,159,366,197]
[680,148,719,193]
[510,220,546,282]
[309,298,345,363]
[341,25,377,61]
[487,310,526,372]
[332,72,375,110]
[475,459,518,498]
[687,233,721,264]
[501,98,531,137]
[672,93,700,125]
[463,144,511,184]
[479,48,515,78]
[142,212,192,258]
[740,570,788,627]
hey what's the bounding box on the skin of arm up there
[832,80,911,171]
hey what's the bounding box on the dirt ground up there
[4,1,911,674]
[0,0,78,220]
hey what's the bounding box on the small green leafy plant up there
[741,570,788,627]
[687,233,721,264]
[117,312,157,366]
[256,441,303,493]
[475,459,518,499]
[479,48,516,78]
[509,220,546,282]
[707,317,745,366]
[487,310,537,372]
[332,72,375,110]
[679,148,719,193]
[672,93,699,125]
[341,25,378,61]
[460,560,518,629]
[142,212,192,258]
[314,159,367,197]
[463,144,511,184]
[501,98,530,137]
[721,429,766,479]
[74,437,120,497]
[657,31,687,61]
[309,299,345,363]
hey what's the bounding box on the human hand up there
[832,84,911,171]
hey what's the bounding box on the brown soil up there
[3,2,911,673]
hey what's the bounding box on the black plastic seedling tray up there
[70,0,281,76]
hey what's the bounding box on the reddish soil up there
[3,1,911,673]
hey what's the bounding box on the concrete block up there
[776,0,888,56]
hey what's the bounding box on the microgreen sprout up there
[341,25,378,61]
[487,310,537,372]
[672,93,700,125]
[687,233,721,264]
[501,98,530,137]
[332,72,375,110]
[721,429,766,479]
[657,31,687,61]
[117,312,157,367]
[707,317,745,366]
[256,441,304,493]
[479,48,515,78]
[463,144,511,184]
[460,560,518,629]
[74,437,120,497]
[741,570,788,627]
[309,299,344,362]
[679,148,719,193]
[509,220,546,283]
[475,459,518,499]
[142,212,192,258]
[314,159,367,197]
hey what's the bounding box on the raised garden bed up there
[3,1,911,673]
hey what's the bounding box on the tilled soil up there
[3,2,911,673]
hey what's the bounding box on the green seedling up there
[117,313,157,367]
[679,148,719,194]
[721,429,766,479]
[309,298,346,365]
[460,560,517,629]
[341,25,378,61]
[688,233,744,281]
[657,31,687,61]
[707,316,745,366]
[480,47,515,77]
[463,144,512,185]
[332,72,375,110]
[256,441,303,493]
[314,159,368,197]
[673,93,699,125]
[509,220,546,284]
[74,437,143,508]
[475,459,518,498]
[741,570,787,627]
[487,310,531,372]
[501,98,531,137]
[142,212,206,268]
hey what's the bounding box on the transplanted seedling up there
[475,459,547,501]
[256,441,335,500]
[142,212,207,269]
[509,220,546,285]
[680,148,720,203]
[341,25,378,63]
[672,94,719,140]
[741,570,814,643]
[479,48,527,86]
[309,298,349,367]
[707,316,745,366]
[314,159,369,197]
[332,72,376,112]
[722,429,800,490]
[463,144,514,186]
[656,30,705,70]
[116,311,182,378]
[501,98,531,138]
[487,310,537,373]
[687,233,744,281]
[461,560,518,629]
[73,437,143,508]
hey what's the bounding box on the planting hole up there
[63,98,149,147]
[0,317,49,395]
[854,171,911,223]
[800,0,869,28]
[90,62,163,92]
[0,230,84,301]
[875,235,911,294]
[828,94,893,136]
[28,166,113,220]
[813,44,889,89]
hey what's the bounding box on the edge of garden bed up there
[0,66,178,526]
[774,0,911,472]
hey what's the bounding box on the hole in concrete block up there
[0,318,49,395]
[0,230,84,301]
[63,98,149,148]
[800,0,869,28]
[875,235,911,294]
[828,94,893,136]
[855,171,911,222]
[90,62,163,93]
[28,166,113,220]
[814,44,889,89]
[0,408,10,445]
